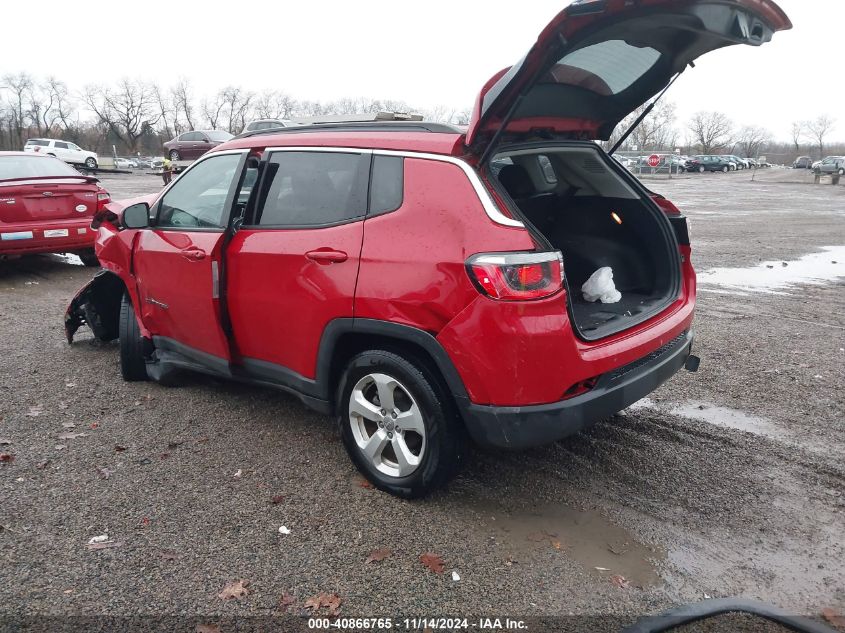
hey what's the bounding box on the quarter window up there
[253,151,369,227]
[157,153,242,229]
[369,156,404,215]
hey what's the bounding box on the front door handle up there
[305,249,348,264]
[181,248,206,261]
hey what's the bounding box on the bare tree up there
[84,79,160,153]
[736,125,771,158]
[1,72,34,146]
[688,111,733,154]
[609,101,678,151]
[254,90,296,120]
[805,115,836,157]
[171,78,195,132]
[202,86,253,133]
[791,121,803,153]
[151,83,175,141]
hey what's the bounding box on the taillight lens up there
[467,251,564,301]
[650,194,680,216]
[96,191,111,211]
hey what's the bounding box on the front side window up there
[253,151,369,227]
[157,153,243,229]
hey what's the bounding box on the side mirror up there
[123,203,150,229]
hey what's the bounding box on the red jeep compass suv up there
[65,0,789,497]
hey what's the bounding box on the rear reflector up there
[467,251,564,301]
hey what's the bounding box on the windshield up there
[0,155,81,180]
[206,131,234,142]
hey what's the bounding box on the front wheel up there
[119,293,149,381]
[338,350,465,498]
[698,166,705,173]
[78,248,99,267]
[169,149,180,161]
[85,157,97,169]
[838,168,844,176]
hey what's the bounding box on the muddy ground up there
[0,169,843,631]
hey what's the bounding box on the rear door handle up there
[180,248,206,261]
[305,249,348,264]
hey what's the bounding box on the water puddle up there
[697,245,845,294]
[52,253,84,266]
[670,402,784,440]
[469,499,664,588]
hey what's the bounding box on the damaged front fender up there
[65,271,126,343]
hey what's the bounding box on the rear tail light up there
[467,251,564,301]
[651,194,681,216]
[96,191,111,211]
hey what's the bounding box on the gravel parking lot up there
[1,170,843,630]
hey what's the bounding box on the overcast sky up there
[2,0,838,142]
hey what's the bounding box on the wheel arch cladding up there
[318,319,471,417]
[64,270,127,343]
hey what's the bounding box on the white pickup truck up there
[23,138,98,169]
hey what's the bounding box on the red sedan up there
[0,152,110,266]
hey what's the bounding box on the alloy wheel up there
[348,373,426,478]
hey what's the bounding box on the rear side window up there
[26,139,49,146]
[54,141,69,149]
[253,151,369,227]
[369,156,403,215]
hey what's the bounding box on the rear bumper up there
[460,330,694,449]
[0,221,96,255]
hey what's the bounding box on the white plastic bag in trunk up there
[582,267,621,304]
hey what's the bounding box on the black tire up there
[78,248,99,267]
[169,149,180,160]
[337,349,466,498]
[698,165,705,173]
[722,166,729,173]
[119,293,149,381]
[85,157,97,169]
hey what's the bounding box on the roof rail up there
[234,121,463,139]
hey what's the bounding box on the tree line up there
[0,72,472,156]
[1,71,840,161]
[608,102,840,161]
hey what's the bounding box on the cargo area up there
[491,144,680,340]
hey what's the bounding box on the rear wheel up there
[698,165,705,173]
[838,168,844,176]
[78,248,99,267]
[85,157,97,169]
[119,293,149,381]
[169,149,180,160]
[338,350,465,498]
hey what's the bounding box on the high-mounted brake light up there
[467,251,564,301]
